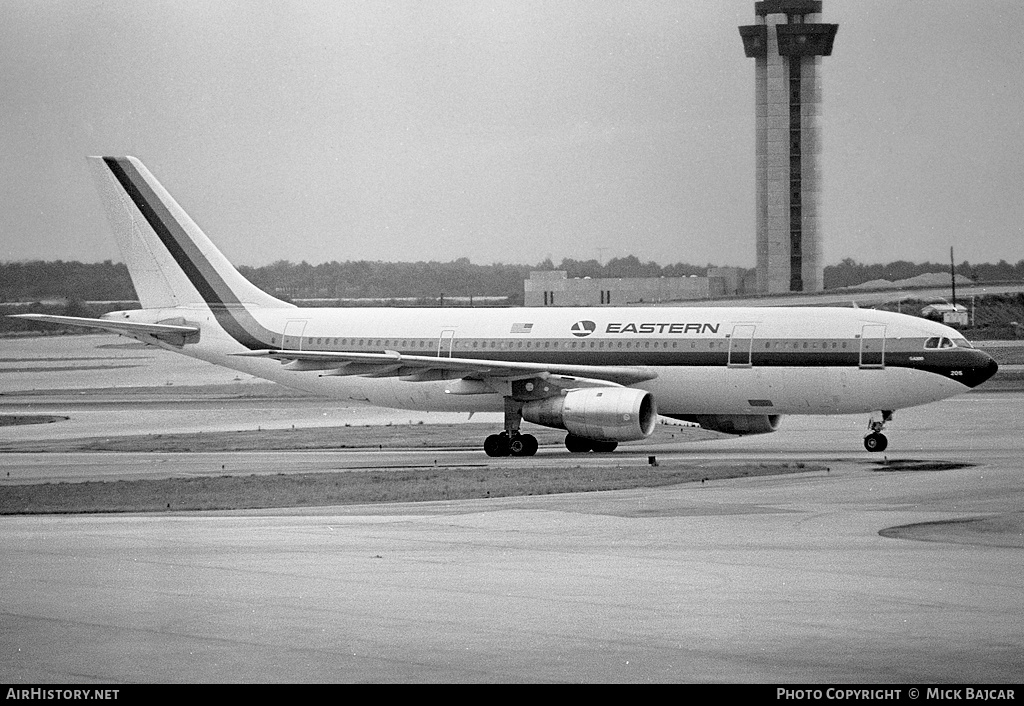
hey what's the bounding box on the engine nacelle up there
[522,388,657,442]
[665,414,782,436]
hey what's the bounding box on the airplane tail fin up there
[88,156,290,311]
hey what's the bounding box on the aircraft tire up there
[863,433,888,453]
[518,434,538,456]
[591,440,618,453]
[484,433,510,457]
[508,434,526,456]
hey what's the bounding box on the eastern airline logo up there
[606,322,720,334]
[570,320,596,337]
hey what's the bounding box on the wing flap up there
[234,349,658,386]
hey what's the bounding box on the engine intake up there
[522,388,657,442]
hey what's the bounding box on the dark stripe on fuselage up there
[102,158,273,349]
[288,335,998,388]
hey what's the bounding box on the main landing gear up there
[480,395,617,457]
[483,397,538,457]
[864,410,893,452]
[484,431,538,457]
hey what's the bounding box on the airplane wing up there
[8,314,200,345]
[234,348,658,393]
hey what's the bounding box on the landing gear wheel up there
[864,433,888,453]
[484,433,510,457]
[591,440,618,453]
[519,434,539,457]
[509,433,538,457]
[485,432,537,457]
[863,411,893,453]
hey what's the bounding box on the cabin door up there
[859,325,886,369]
[728,325,756,367]
[437,329,456,358]
[282,320,307,350]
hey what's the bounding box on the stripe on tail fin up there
[88,156,291,312]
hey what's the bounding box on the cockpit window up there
[925,337,955,349]
[952,337,973,348]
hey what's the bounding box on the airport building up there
[524,268,744,307]
[739,1,837,294]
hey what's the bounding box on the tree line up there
[2,257,1023,304]
[823,258,1024,289]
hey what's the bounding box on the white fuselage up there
[123,303,982,417]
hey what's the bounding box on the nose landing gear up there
[864,410,893,452]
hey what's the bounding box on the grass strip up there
[0,461,823,515]
[0,415,69,427]
[0,423,718,453]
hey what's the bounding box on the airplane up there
[12,156,998,456]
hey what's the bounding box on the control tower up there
[740,1,837,293]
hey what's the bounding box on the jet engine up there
[665,414,782,436]
[522,388,657,442]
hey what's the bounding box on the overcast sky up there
[2,0,1022,269]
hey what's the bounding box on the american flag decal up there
[511,323,534,334]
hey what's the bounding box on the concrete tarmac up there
[1,392,1019,483]
[1,393,1023,682]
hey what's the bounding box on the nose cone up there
[963,351,999,388]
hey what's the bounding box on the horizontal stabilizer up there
[9,314,199,345]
